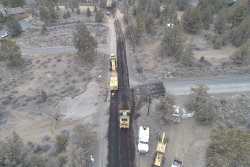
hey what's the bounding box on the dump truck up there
[172,105,180,123]
[119,110,130,129]
[171,159,182,167]
[109,54,118,91]
[153,132,169,167]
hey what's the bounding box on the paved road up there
[21,44,109,54]
[161,75,250,95]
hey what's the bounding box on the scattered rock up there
[48,147,60,156]
[193,44,205,50]
[40,143,52,152]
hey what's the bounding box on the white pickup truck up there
[171,159,182,167]
[138,126,149,153]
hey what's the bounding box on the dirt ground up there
[0,51,106,166]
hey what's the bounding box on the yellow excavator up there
[109,54,118,93]
[119,110,130,129]
[153,132,169,167]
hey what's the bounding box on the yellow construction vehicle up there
[109,54,118,91]
[119,110,130,129]
[153,132,169,167]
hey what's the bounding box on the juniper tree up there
[145,13,155,33]
[0,13,5,23]
[156,93,176,124]
[71,0,79,10]
[6,15,22,37]
[136,3,143,17]
[167,2,177,23]
[134,14,144,44]
[230,39,250,65]
[231,16,250,47]
[100,0,107,8]
[132,5,136,16]
[177,0,189,10]
[181,39,195,66]
[39,6,50,25]
[188,82,216,124]
[150,0,160,16]
[65,3,68,10]
[48,4,58,23]
[28,155,45,167]
[94,5,97,12]
[202,5,214,30]
[207,129,250,167]
[0,131,28,166]
[77,7,80,15]
[225,0,248,29]
[0,39,22,66]
[182,7,202,33]
[95,10,104,22]
[65,143,87,167]
[73,21,97,60]
[161,20,187,60]
[87,7,91,17]
[214,15,226,34]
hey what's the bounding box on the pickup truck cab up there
[138,126,149,153]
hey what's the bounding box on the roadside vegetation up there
[0,124,95,166]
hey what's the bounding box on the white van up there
[138,126,149,153]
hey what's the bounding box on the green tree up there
[214,15,226,34]
[65,143,87,167]
[207,129,250,167]
[72,124,95,150]
[66,11,71,18]
[225,0,248,29]
[55,134,68,151]
[77,7,80,15]
[6,15,22,37]
[125,24,135,44]
[71,0,79,10]
[41,89,48,100]
[73,21,97,60]
[150,0,160,16]
[136,3,143,17]
[56,5,60,11]
[95,10,104,22]
[0,12,6,23]
[12,0,23,7]
[182,7,202,33]
[177,0,189,10]
[0,39,22,65]
[0,131,28,166]
[65,3,68,10]
[161,20,187,60]
[132,5,137,16]
[100,0,107,8]
[1,0,10,6]
[181,39,195,66]
[86,7,91,17]
[156,93,176,124]
[94,5,97,12]
[167,2,177,23]
[28,155,45,167]
[188,82,216,125]
[230,39,250,65]
[41,25,47,35]
[39,6,50,25]
[134,14,144,44]
[48,4,58,23]
[231,16,250,47]
[202,5,214,30]
[145,13,155,33]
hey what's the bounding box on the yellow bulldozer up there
[153,132,169,167]
[109,54,118,92]
[119,110,130,129]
